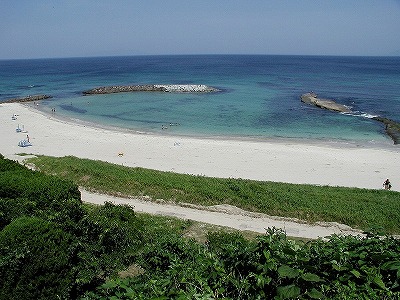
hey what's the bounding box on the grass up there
[26,155,400,234]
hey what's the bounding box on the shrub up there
[0,156,148,298]
[78,202,144,254]
[71,202,145,294]
[0,197,37,230]
[0,171,81,207]
[0,156,81,207]
[0,156,82,230]
[88,229,400,299]
[0,216,78,300]
[0,156,26,172]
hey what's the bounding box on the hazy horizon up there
[1,0,400,59]
[2,53,400,62]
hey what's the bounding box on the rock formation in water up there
[83,84,220,95]
[372,117,400,145]
[301,92,400,145]
[2,94,52,103]
[301,92,351,113]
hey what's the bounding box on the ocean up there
[1,55,399,145]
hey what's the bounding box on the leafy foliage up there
[86,228,400,299]
[0,156,146,298]
[0,216,77,299]
[0,156,81,231]
[72,202,145,294]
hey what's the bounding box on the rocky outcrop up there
[372,117,400,145]
[301,92,400,145]
[2,94,52,103]
[83,84,220,95]
[301,92,351,113]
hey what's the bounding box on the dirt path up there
[81,189,364,240]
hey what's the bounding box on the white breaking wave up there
[341,111,378,119]
[154,84,217,93]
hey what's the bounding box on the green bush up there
[0,171,81,207]
[0,216,78,300]
[0,156,82,229]
[70,202,145,294]
[0,156,27,172]
[0,156,80,206]
[0,201,145,298]
[78,202,144,254]
[0,156,148,298]
[87,229,400,300]
[0,197,37,230]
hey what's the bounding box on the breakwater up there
[2,94,52,103]
[83,84,220,95]
[372,117,400,145]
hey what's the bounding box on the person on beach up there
[383,178,391,190]
[26,135,30,143]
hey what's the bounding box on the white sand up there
[1,102,399,191]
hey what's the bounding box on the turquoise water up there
[1,55,399,144]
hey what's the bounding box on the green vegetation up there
[84,229,400,300]
[27,155,400,234]
[1,154,400,299]
[0,154,152,298]
[0,216,76,299]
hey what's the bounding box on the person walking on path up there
[383,178,392,190]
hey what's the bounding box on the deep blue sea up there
[1,55,399,144]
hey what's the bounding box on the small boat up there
[16,124,22,133]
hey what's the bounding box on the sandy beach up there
[1,102,399,192]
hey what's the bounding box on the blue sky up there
[1,0,400,59]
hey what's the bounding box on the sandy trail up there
[81,189,363,240]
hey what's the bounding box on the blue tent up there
[18,140,32,147]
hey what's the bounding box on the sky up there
[1,0,400,59]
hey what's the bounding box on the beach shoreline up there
[33,102,396,151]
[1,102,399,192]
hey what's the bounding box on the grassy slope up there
[26,155,400,234]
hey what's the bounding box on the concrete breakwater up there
[2,94,52,103]
[301,92,400,144]
[83,84,220,95]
